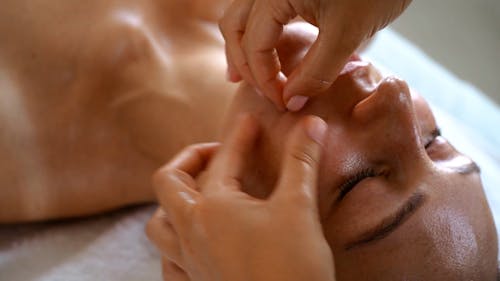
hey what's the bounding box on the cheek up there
[423,207,479,270]
[420,173,497,275]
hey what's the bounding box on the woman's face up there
[223,57,498,279]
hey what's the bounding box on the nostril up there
[351,76,424,154]
[352,76,413,121]
[377,77,413,109]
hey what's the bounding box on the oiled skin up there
[0,0,235,222]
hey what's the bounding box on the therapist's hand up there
[220,0,412,111]
[147,115,335,281]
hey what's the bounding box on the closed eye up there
[337,168,379,201]
[424,128,441,149]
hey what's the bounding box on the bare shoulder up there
[0,1,233,222]
[0,3,167,223]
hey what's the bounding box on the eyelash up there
[424,128,441,149]
[338,168,378,200]
[338,128,441,201]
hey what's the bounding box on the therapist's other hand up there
[148,115,335,281]
[220,0,412,111]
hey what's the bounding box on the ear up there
[275,22,318,76]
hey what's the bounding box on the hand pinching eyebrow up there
[149,115,336,281]
[220,0,412,112]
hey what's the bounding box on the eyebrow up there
[425,128,442,149]
[345,191,427,251]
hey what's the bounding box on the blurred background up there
[391,0,500,105]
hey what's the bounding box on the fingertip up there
[261,73,287,111]
[286,95,309,112]
[304,116,327,146]
[227,66,242,82]
[273,116,326,206]
[206,113,260,189]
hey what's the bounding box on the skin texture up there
[0,0,497,279]
[0,0,235,222]
[223,62,499,280]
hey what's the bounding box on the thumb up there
[284,30,360,112]
[273,116,327,208]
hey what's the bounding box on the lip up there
[339,60,371,76]
[348,53,362,62]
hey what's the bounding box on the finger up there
[243,0,297,110]
[153,162,203,229]
[275,22,318,76]
[205,114,259,193]
[146,208,183,266]
[219,0,257,85]
[162,259,190,281]
[225,44,242,82]
[272,116,327,208]
[284,28,362,112]
[160,143,220,179]
[153,143,219,218]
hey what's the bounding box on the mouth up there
[348,53,362,62]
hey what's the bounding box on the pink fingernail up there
[286,95,309,112]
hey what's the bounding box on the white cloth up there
[1,29,499,280]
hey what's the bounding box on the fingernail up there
[305,117,327,145]
[286,95,309,112]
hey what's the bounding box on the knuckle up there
[290,74,333,96]
[303,74,334,92]
[290,145,319,169]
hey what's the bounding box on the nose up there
[303,60,383,120]
[351,76,428,177]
